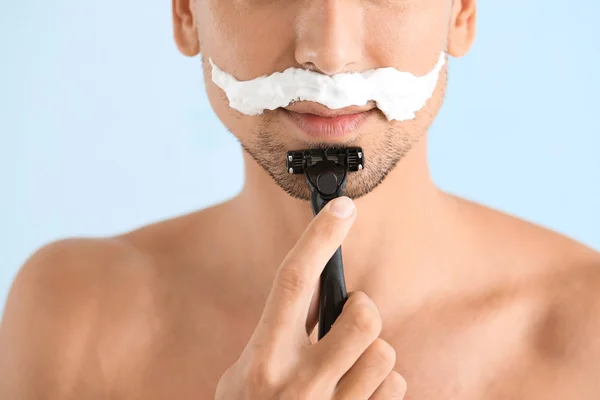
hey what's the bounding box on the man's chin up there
[241,142,391,202]
[242,113,408,201]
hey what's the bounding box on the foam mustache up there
[209,52,446,122]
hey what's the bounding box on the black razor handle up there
[310,194,348,340]
[287,148,364,340]
[319,248,347,339]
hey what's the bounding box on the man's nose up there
[294,0,363,75]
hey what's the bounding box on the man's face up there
[175,0,476,200]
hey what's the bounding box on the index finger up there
[258,197,357,342]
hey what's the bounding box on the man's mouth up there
[281,102,377,140]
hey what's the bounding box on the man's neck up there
[227,138,466,313]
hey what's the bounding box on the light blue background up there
[1,1,599,314]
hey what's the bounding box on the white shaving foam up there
[209,52,445,122]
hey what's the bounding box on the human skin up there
[2,0,600,399]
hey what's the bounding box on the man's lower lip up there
[282,109,374,138]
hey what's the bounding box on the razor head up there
[286,147,365,175]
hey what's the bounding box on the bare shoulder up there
[3,235,157,319]
[0,236,157,397]
[0,235,155,330]
[528,258,600,397]
[458,197,600,390]
[454,195,600,267]
[0,206,227,398]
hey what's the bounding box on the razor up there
[286,147,365,340]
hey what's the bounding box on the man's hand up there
[214,197,407,399]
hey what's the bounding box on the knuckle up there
[275,267,307,295]
[242,357,280,392]
[348,302,381,336]
[346,291,374,308]
[371,338,397,367]
[343,292,381,336]
[386,371,408,398]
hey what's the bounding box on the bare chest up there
[104,269,600,400]
[112,310,574,400]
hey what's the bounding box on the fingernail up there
[327,197,355,219]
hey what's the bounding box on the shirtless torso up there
[1,194,599,400]
[2,1,599,396]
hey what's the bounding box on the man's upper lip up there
[283,102,374,118]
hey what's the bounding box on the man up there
[1,0,599,398]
